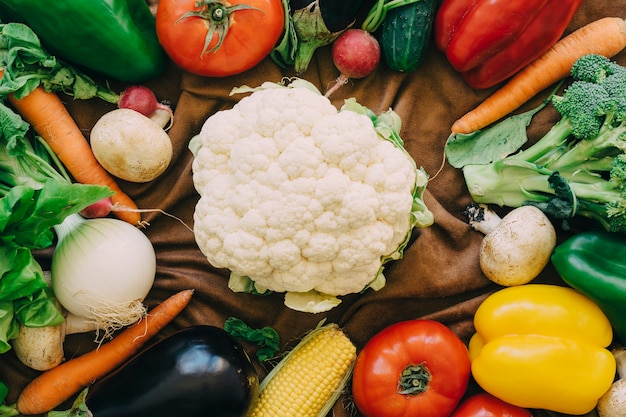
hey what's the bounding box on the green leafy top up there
[0,102,111,353]
[0,22,118,102]
[0,23,114,353]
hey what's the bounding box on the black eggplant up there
[288,0,368,73]
[49,326,259,417]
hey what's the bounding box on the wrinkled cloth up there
[1,2,623,416]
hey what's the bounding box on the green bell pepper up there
[552,230,626,343]
[0,0,167,83]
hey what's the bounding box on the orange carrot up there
[2,74,142,225]
[15,289,194,415]
[452,17,626,134]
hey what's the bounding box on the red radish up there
[325,29,381,97]
[79,197,145,222]
[79,197,194,231]
[118,85,174,129]
[80,196,114,218]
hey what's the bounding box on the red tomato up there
[155,0,285,77]
[451,393,533,417]
[352,319,471,417]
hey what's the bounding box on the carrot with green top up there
[13,289,194,415]
[452,17,626,134]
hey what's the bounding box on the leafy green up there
[0,132,111,353]
[0,22,118,102]
[445,107,538,168]
[0,101,111,353]
[445,82,561,168]
[224,317,281,362]
[269,0,296,69]
[0,381,18,417]
[1,182,112,249]
[0,244,47,302]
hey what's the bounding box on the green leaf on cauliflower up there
[228,273,271,295]
[190,78,433,313]
[284,291,342,314]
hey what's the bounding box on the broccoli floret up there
[458,54,626,234]
[601,72,626,123]
[570,53,623,83]
[605,154,626,233]
[610,154,626,184]
[551,81,609,140]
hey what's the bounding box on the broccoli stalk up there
[451,54,626,233]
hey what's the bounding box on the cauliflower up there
[189,79,433,312]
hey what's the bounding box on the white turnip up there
[90,108,173,183]
[325,29,380,97]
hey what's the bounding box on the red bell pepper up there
[434,0,583,89]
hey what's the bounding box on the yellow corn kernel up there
[245,323,356,417]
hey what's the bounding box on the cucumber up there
[378,0,439,72]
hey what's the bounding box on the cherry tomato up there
[352,319,471,417]
[155,0,285,77]
[451,393,533,417]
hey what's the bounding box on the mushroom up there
[465,203,557,286]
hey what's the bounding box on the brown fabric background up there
[2,1,624,416]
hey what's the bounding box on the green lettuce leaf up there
[0,17,106,372]
[0,244,47,302]
[0,22,118,102]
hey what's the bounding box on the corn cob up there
[245,322,356,417]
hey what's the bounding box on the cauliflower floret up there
[278,136,327,180]
[235,85,337,138]
[189,80,433,312]
[229,135,280,184]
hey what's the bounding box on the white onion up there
[51,213,156,334]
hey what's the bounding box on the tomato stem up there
[397,362,431,395]
[177,0,263,56]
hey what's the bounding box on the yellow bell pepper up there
[469,284,616,415]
